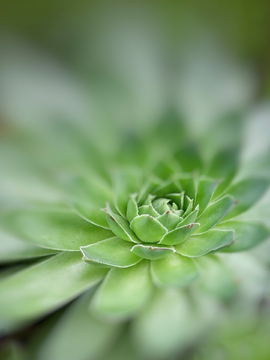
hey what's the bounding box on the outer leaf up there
[159,223,200,246]
[91,261,153,320]
[223,178,269,220]
[0,210,113,251]
[175,229,234,257]
[175,144,203,173]
[196,255,237,298]
[131,244,175,260]
[151,253,198,287]
[65,176,112,229]
[196,177,219,216]
[103,205,139,243]
[71,205,109,230]
[81,237,141,268]
[195,195,235,234]
[0,228,58,263]
[132,289,194,359]
[208,147,239,198]
[130,215,167,243]
[216,221,270,252]
[0,252,108,331]
[35,289,122,360]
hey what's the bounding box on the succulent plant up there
[1,33,270,359]
[0,105,270,360]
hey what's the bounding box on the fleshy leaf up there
[0,252,108,331]
[157,211,182,231]
[0,228,59,263]
[103,205,140,243]
[81,237,141,268]
[183,196,193,217]
[138,205,159,217]
[151,253,198,287]
[91,261,153,320]
[216,221,270,252]
[111,168,142,218]
[143,194,157,206]
[152,198,171,214]
[196,256,236,299]
[65,175,112,228]
[179,174,197,201]
[71,205,109,229]
[159,223,200,246]
[166,192,184,208]
[223,178,269,220]
[175,229,234,257]
[178,205,199,226]
[126,194,138,222]
[175,144,203,173]
[131,244,175,260]
[137,177,161,205]
[0,210,113,251]
[132,288,193,359]
[196,177,219,216]
[195,195,235,234]
[130,215,167,243]
[35,289,122,360]
[208,147,239,198]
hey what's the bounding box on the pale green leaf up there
[131,244,175,260]
[196,177,219,216]
[175,229,234,257]
[151,253,198,287]
[0,210,113,251]
[64,175,112,228]
[130,215,167,243]
[224,178,269,220]
[81,237,141,268]
[0,252,108,331]
[195,195,235,234]
[132,289,194,359]
[159,223,200,246]
[157,211,182,231]
[216,221,270,252]
[0,228,59,263]
[104,205,139,243]
[111,168,142,218]
[126,194,138,222]
[179,205,199,226]
[35,289,122,360]
[91,261,153,320]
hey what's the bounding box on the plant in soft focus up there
[0,104,270,360]
[0,12,270,356]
